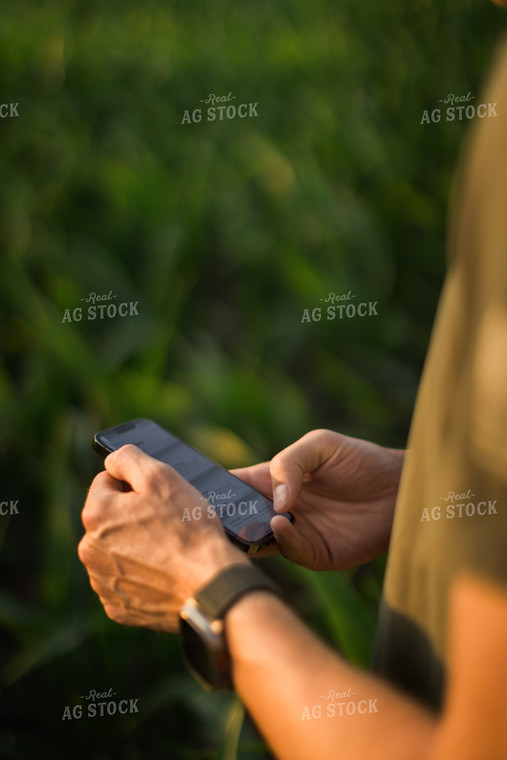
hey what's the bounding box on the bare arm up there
[225,591,436,760]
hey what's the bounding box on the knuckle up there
[270,451,285,472]
[109,444,132,467]
[81,502,100,532]
[108,443,135,467]
[103,601,121,622]
[104,604,130,626]
[88,574,102,595]
[119,443,138,459]
[143,459,178,497]
[142,459,167,489]
[308,428,333,443]
[82,479,112,531]
[272,443,298,471]
[77,536,92,566]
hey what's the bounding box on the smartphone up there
[93,418,294,555]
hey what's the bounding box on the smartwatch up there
[179,563,279,690]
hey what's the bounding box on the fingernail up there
[274,484,289,511]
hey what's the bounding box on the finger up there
[87,470,126,499]
[81,472,125,531]
[85,573,130,626]
[270,515,311,566]
[78,534,116,575]
[104,444,169,494]
[88,573,179,632]
[270,430,335,512]
[230,462,272,497]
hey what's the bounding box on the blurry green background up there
[0,0,505,757]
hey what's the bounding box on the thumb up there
[270,430,333,512]
[270,447,307,513]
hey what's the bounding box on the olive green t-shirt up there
[372,40,507,712]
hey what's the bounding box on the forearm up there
[226,590,436,760]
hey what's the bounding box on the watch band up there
[194,563,280,620]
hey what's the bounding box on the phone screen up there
[95,418,292,546]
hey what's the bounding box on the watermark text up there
[421,92,497,125]
[62,688,140,721]
[62,291,140,323]
[0,501,20,515]
[301,292,379,323]
[182,92,259,125]
[0,103,19,118]
[301,688,379,720]
[420,489,498,522]
[182,499,259,522]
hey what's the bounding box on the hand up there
[233,429,405,571]
[78,445,250,632]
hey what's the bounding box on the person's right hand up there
[233,429,405,571]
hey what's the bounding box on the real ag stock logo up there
[61,291,140,323]
[62,688,140,721]
[181,91,259,125]
[301,688,379,720]
[181,490,259,522]
[301,291,379,324]
[420,92,497,125]
[420,489,498,522]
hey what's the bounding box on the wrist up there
[185,538,251,601]
[179,561,279,690]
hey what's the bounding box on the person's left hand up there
[78,445,250,633]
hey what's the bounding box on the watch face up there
[179,604,232,691]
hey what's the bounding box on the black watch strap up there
[194,563,279,620]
